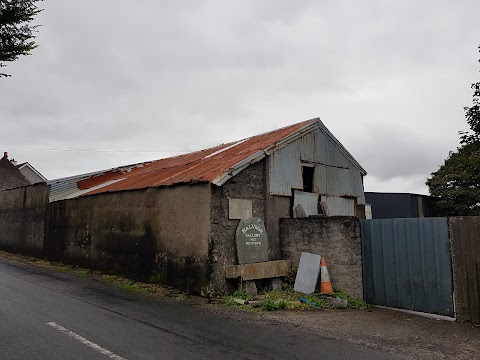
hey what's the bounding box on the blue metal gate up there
[361,218,454,316]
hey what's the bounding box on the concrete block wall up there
[280,216,363,299]
[0,183,49,257]
[47,184,212,293]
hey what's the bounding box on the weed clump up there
[333,289,368,310]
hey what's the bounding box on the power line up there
[0,147,190,153]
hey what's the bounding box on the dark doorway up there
[302,166,314,193]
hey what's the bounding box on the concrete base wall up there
[0,183,49,257]
[280,216,363,299]
[209,160,297,293]
[47,184,212,293]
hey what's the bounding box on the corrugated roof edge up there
[47,161,148,185]
[212,117,367,186]
[48,117,367,199]
[212,150,266,186]
[365,192,430,197]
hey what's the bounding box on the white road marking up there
[47,322,127,360]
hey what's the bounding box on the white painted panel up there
[365,204,372,219]
[321,196,355,216]
[228,198,253,219]
[293,190,319,216]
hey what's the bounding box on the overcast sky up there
[1,0,479,194]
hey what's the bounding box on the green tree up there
[426,45,480,216]
[0,0,42,77]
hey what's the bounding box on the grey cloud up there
[1,0,479,191]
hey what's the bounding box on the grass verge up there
[223,284,368,311]
[0,250,181,298]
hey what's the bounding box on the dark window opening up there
[302,166,314,193]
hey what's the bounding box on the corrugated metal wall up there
[321,196,355,216]
[362,218,454,316]
[269,128,365,203]
[48,178,81,202]
[449,217,480,325]
[365,192,435,219]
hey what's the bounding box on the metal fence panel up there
[362,218,454,316]
[449,217,480,325]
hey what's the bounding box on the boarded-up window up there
[228,198,253,219]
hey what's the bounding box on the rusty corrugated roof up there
[76,118,317,197]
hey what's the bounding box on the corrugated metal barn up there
[45,118,367,292]
[365,192,435,219]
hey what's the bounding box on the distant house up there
[14,162,47,184]
[365,192,435,219]
[0,152,30,190]
[46,118,367,292]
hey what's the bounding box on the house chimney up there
[3,151,7,159]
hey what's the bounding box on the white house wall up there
[269,128,365,204]
[19,166,44,185]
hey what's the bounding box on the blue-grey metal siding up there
[269,128,365,203]
[362,218,454,316]
[365,192,435,219]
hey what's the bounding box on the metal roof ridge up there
[213,117,367,186]
[47,119,316,186]
[263,118,320,155]
[212,118,319,186]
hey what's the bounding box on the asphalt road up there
[0,259,402,360]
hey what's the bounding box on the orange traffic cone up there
[319,256,334,294]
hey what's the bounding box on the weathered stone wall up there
[280,216,363,299]
[0,183,49,257]
[265,195,291,259]
[47,184,212,293]
[209,159,298,292]
[210,160,268,291]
